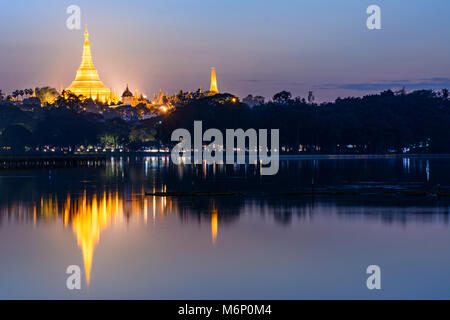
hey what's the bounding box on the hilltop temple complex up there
[121,85,169,107]
[65,25,219,107]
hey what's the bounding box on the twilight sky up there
[1,0,450,101]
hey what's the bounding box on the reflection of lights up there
[1,186,227,284]
[211,209,218,245]
[153,196,156,222]
[403,158,411,173]
[71,192,114,286]
[0,189,180,287]
[144,199,148,224]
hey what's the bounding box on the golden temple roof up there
[122,84,133,97]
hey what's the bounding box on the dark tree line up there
[0,105,141,151]
[0,89,449,153]
[156,90,450,153]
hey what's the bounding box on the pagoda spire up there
[67,25,112,101]
[80,24,95,70]
[210,67,219,94]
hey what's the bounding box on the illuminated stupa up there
[67,25,113,103]
[210,67,219,94]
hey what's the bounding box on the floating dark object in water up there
[145,191,241,197]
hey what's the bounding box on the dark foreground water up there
[0,155,449,299]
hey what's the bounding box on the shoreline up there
[1,152,449,159]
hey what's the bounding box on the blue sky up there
[1,0,450,101]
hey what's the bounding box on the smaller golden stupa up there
[210,67,219,94]
[209,68,219,94]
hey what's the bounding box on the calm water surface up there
[0,155,450,299]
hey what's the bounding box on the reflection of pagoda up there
[67,25,115,103]
[0,184,223,287]
[71,193,112,286]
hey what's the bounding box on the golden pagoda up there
[210,67,219,94]
[67,25,113,103]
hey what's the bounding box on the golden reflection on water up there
[211,209,218,246]
[70,191,118,286]
[0,188,219,286]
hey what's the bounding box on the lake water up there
[0,155,450,299]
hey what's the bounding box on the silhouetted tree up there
[36,87,59,105]
[273,91,292,104]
